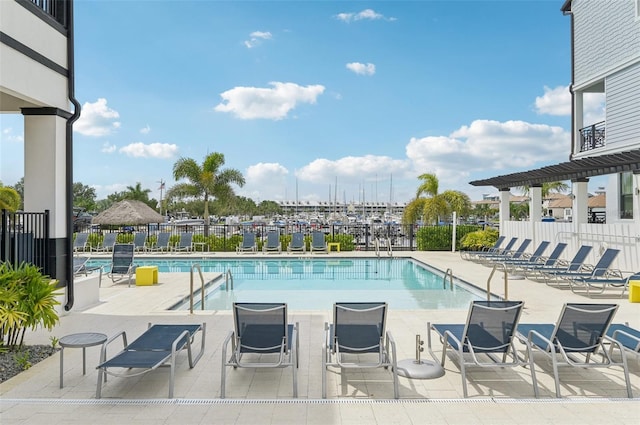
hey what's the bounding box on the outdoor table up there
[59,332,107,388]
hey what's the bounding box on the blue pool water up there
[86,258,489,310]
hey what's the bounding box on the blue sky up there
[1,1,607,206]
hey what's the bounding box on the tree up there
[170,152,245,228]
[402,173,472,225]
[124,182,151,202]
[73,182,97,211]
[519,181,570,197]
[0,185,21,212]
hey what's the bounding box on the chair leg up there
[525,343,540,398]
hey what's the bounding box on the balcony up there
[25,0,68,28]
[579,121,605,152]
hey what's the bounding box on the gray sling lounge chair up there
[310,231,328,254]
[173,232,193,252]
[322,302,399,399]
[606,323,640,360]
[73,232,89,253]
[96,323,206,399]
[516,303,632,398]
[108,243,137,287]
[236,232,257,253]
[543,248,620,287]
[132,232,148,252]
[263,230,282,253]
[91,232,117,253]
[287,232,306,254]
[468,237,518,262]
[221,303,298,398]
[428,300,527,397]
[523,245,592,281]
[148,232,171,253]
[460,235,505,260]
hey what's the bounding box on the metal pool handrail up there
[443,268,454,290]
[189,263,205,313]
[225,269,234,291]
[486,263,509,301]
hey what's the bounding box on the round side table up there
[59,332,107,388]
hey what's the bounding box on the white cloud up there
[139,125,151,134]
[297,155,411,184]
[535,85,605,123]
[119,142,178,158]
[240,163,290,200]
[244,31,272,48]
[246,162,289,181]
[74,98,121,136]
[1,127,23,143]
[407,120,569,181]
[101,142,116,153]
[346,62,376,76]
[214,82,325,120]
[336,9,395,23]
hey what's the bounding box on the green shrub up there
[460,228,500,251]
[0,262,61,350]
[327,234,354,251]
[416,225,482,251]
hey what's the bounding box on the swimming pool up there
[87,257,491,310]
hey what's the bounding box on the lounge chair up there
[221,303,298,398]
[460,235,505,260]
[73,232,89,253]
[542,248,620,287]
[236,232,257,254]
[287,232,306,254]
[91,232,117,253]
[606,323,640,360]
[427,300,527,397]
[516,303,632,398]
[96,322,206,399]
[322,302,399,399]
[147,232,171,253]
[477,238,532,265]
[511,242,568,273]
[132,232,148,252]
[570,272,640,298]
[263,230,282,254]
[523,245,592,281]
[468,237,518,262]
[173,232,193,252]
[495,240,550,270]
[310,231,328,254]
[108,243,137,287]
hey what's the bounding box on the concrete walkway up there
[1,251,639,424]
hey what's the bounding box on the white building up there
[1,0,79,309]
[470,0,640,272]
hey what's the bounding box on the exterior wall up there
[605,62,640,150]
[501,220,639,272]
[572,0,640,86]
[0,0,69,110]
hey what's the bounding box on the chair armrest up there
[99,331,128,364]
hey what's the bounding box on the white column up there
[572,178,589,227]
[499,188,510,229]
[23,111,69,238]
[574,91,583,154]
[530,185,542,248]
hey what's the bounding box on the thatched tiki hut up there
[92,200,163,226]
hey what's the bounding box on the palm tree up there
[170,152,245,228]
[402,173,471,225]
[124,182,151,202]
[519,181,570,197]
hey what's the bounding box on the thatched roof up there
[92,200,163,225]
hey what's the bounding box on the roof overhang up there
[469,149,640,189]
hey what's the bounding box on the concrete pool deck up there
[1,251,639,424]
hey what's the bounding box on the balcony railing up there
[27,0,68,27]
[579,121,605,152]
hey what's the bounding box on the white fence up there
[501,221,639,273]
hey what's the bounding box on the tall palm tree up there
[170,152,245,227]
[519,181,570,197]
[124,182,151,202]
[402,173,471,225]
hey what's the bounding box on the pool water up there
[87,258,489,311]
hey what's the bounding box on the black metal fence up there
[1,209,51,274]
[75,222,419,251]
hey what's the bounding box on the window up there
[620,172,633,219]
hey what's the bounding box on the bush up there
[0,262,61,350]
[416,224,482,251]
[460,228,500,251]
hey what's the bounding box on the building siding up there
[605,62,640,150]
[573,0,640,85]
